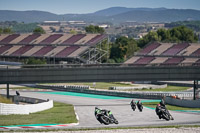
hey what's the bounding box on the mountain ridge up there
[0,7,200,24]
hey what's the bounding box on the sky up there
[0,0,200,14]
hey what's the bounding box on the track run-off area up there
[0,90,200,130]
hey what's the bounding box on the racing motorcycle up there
[156,106,174,121]
[137,101,143,112]
[95,107,119,125]
[130,101,137,111]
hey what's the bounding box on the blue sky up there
[0,0,200,14]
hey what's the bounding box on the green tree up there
[110,36,138,63]
[70,29,77,34]
[157,28,171,42]
[137,31,160,48]
[169,26,198,43]
[3,27,12,34]
[0,27,2,34]
[137,26,198,48]
[85,25,105,34]
[25,58,46,65]
[33,27,45,34]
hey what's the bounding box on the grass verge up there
[0,95,13,104]
[42,82,189,92]
[42,82,136,90]
[143,102,200,110]
[140,85,189,92]
[0,102,77,126]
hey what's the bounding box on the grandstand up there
[0,33,108,64]
[125,42,200,66]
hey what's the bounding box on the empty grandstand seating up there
[162,43,189,56]
[191,48,200,56]
[0,35,9,41]
[75,34,97,44]
[125,57,141,64]
[151,43,173,55]
[10,34,29,44]
[0,45,12,54]
[62,34,86,45]
[87,34,106,46]
[44,46,67,56]
[52,34,73,44]
[3,46,22,56]
[11,45,34,56]
[134,57,155,65]
[56,46,80,57]
[68,46,89,57]
[0,34,20,44]
[19,34,41,44]
[138,42,161,55]
[40,34,63,44]
[162,57,184,65]
[150,57,169,64]
[32,46,55,56]
[182,58,199,64]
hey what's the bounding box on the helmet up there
[160,99,165,106]
[95,107,99,110]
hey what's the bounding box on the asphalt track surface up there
[1,90,200,129]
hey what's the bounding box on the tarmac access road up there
[0,90,200,130]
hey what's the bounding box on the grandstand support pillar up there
[7,83,9,98]
[193,80,198,100]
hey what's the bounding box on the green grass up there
[0,102,77,126]
[42,83,189,92]
[144,86,189,92]
[0,95,13,104]
[43,82,136,90]
[143,102,200,111]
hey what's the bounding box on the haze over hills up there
[0,7,200,24]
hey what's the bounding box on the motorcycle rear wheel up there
[100,116,110,125]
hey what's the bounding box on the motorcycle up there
[156,107,174,121]
[131,104,136,111]
[95,109,118,125]
[137,102,143,112]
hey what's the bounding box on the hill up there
[0,7,200,24]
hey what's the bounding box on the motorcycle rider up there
[94,107,117,124]
[155,103,163,119]
[155,99,174,120]
[130,99,136,110]
[95,107,113,119]
[137,100,143,112]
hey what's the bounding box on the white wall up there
[165,97,200,108]
[0,100,53,115]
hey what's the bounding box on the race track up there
[1,90,200,128]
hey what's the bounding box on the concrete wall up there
[165,96,200,108]
[0,100,53,115]
[0,66,200,84]
[13,95,47,104]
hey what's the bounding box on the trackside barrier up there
[36,85,163,99]
[165,96,200,108]
[0,95,53,115]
